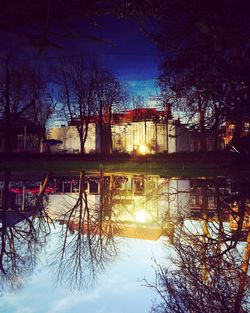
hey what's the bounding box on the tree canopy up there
[125,0,250,149]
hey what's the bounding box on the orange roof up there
[121,108,165,123]
[69,108,167,126]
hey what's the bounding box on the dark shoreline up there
[0,151,248,178]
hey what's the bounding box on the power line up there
[0,52,167,62]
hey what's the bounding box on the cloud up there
[47,292,99,313]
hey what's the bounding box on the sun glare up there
[138,144,147,154]
[135,210,147,223]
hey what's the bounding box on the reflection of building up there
[230,202,250,236]
[189,178,230,218]
[0,208,37,227]
[0,180,50,226]
[48,108,190,154]
[2,175,249,242]
[46,173,190,240]
[109,174,189,223]
[67,221,164,241]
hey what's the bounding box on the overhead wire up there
[0,52,167,62]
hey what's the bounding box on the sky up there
[54,15,161,101]
[1,14,161,104]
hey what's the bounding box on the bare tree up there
[131,95,145,109]
[0,57,55,153]
[59,57,96,154]
[59,60,127,154]
[115,1,250,152]
[26,71,57,150]
[92,67,127,154]
[0,1,114,54]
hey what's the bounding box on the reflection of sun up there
[135,210,147,223]
[138,144,147,154]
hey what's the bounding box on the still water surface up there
[0,171,249,313]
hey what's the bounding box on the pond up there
[0,170,249,313]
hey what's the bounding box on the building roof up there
[69,107,171,126]
[120,108,165,123]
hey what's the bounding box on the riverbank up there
[0,151,248,178]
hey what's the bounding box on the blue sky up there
[1,14,161,106]
[0,233,169,313]
[83,16,161,102]
[65,16,160,76]
[55,15,161,99]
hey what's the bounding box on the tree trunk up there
[199,110,207,152]
[3,57,12,153]
[107,106,113,154]
[77,126,85,155]
[98,107,104,153]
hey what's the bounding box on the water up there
[0,171,249,313]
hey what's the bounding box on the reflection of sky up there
[0,227,169,313]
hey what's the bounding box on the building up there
[112,109,190,154]
[0,118,42,153]
[48,108,191,154]
[48,122,97,153]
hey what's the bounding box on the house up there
[223,118,250,154]
[112,108,190,154]
[48,108,191,154]
[189,117,250,153]
[0,117,42,153]
[48,122,97,153]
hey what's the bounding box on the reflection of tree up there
[0,171,52,292]
[52,171,119,291]
[147,177,250,313]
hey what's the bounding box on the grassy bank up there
[0,151,247,178]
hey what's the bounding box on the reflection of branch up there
[147,177,250,313]
[0,171,52,292]
[234,228,250,313]
[147,228,248,312]
[52,171,118,291]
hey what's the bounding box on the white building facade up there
[48,109,191,154]
[48,123,97,153]
[112,119,190,154]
